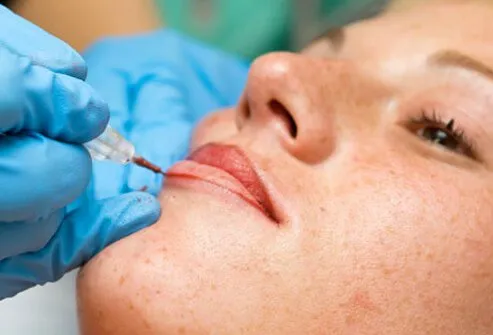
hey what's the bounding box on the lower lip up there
[165,161,270,218]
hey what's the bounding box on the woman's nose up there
[236,52,386,164]
[237,52,343,163]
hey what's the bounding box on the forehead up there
[302,1,493,87]
[342,2,493,58]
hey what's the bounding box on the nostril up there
[239,95,252,120]
[268,99,298,138]
[244,103,251,120]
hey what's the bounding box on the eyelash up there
[409,109,476,158]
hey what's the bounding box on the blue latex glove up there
[83,29,249,197]
[0,6,160,299]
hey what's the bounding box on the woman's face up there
[78,2,493,334]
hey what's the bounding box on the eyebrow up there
[429,50,493,81]
[310,27,345,51]
[325,28,345,51]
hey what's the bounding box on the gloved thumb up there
[0,192,160,300]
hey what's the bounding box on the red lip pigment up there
[133,156,166,176]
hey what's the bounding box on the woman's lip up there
[165,143,277,221]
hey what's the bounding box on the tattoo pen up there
[84,125,166,175]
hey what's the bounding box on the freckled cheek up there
[332,166,491,274]
[191,109,238,150]
[320,156,473,243]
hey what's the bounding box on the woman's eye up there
[409,112,475,158]
[417,126,461,151]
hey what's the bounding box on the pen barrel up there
[84,126,135,164]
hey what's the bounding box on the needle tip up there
[133,156,164,175]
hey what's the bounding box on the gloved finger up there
[91,161,127,199]
[126,67,194,193]
[0,132,91,222]
[0,192,160,300]
[0,48,109,143]
[85,59,192,195]
[83,47,134,198]
[0,5,87,79]
[0,209,63,261]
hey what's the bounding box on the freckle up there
[382,267,397,276]
[143,319,151,329]
[119,276,126,286]
[144,258,151,264]
[474,271,492,279]
[345,313,357,326]
[319,206,326,212]
[178,326,186,334]
[156,290,161,295]
[128,302,134,310]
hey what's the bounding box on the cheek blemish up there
[341,290,383,326]
[348,290,382,313]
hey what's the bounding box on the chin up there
[77,183,278,334]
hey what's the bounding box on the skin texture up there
[77,1,493,334]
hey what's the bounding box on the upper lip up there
[166,143,278,222]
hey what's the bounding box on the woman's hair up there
[0,0,13,8]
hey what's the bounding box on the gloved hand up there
[0,6,160,299]
[83,29,249,197]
